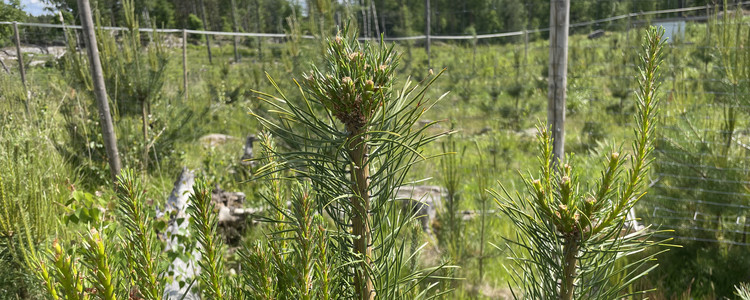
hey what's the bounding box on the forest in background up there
[1,0,723,41]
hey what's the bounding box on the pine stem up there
[560,232,580,300]
[84,228,116,300]
[349,126,374,300]
[36,259,60,300]
[141,100,150,173]
[190,181,225,300]
[478,195,486,282]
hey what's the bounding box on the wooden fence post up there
[361,2,368,39]
[524,29,529,68]
[199,0,213,64]
[183,29,189,101]
[13,21,29,116]
[706,4,711,73]
[371,0,380,39]
[13,22,27,90]
[547,0,571,164]
[230,0,241,62]
[425,0,431,69]
[77,0,122,181]
[0,60,9,74]
[58,11,70,48]
[626,13,631,48]
[254,0,263,61]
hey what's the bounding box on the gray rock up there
[396,185,446,234]
[476,126,492,135]
[199,133,236,147]
[519,127,538,138]
[588,29,606,39]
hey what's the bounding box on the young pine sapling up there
[494,27,669,300]
[253,29,451,299]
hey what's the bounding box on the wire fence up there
[2,2,750,247]
[2,1,743,40]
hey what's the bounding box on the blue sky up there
[17,0,53,16]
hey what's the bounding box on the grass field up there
[1,16,750,299]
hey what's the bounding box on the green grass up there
[1,17,749,298]
[0,75,76,299]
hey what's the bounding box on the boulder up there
[396,185,446,234]
[519,127,538,138]
[476,126,492,136]
[588,29,606,39]
[199,133,236,147]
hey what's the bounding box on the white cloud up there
[19,0,54,16]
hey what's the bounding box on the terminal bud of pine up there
[51,239,62,260]
[532,179,544,200]
[610,152,619,161]
[301,33,396,131]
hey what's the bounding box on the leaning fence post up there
[230,0,241,62]
[13,21,29,116]
[0,59,9,74]
[13,22,27,90]
[59,11,70,46]
[199,0,213,64]
[183,29,188,101]
[77,0,122,182]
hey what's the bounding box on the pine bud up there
[532,179,543,191]
[342,77,353,85]
[52,239,62,258]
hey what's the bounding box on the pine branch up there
[115,169,163,300]
[188,179,226,300]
